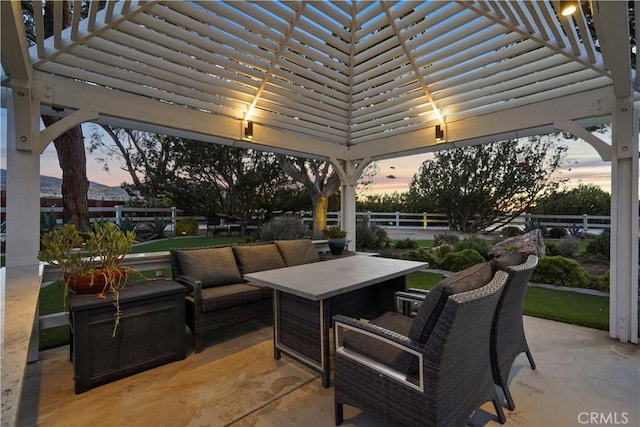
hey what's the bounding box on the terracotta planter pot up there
[65,269,125,294]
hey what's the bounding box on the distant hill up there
[0,169,129,200]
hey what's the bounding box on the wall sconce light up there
[243,120,253,140]
[560,1,577,16]
[435,124,444,141]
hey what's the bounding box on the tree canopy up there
[91,127,305,218]
[407,137,567,232]
[531,184,611,216]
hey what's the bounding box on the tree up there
[170,140,298,219]
[532,184,611,215]
[407,137,567,232]
[22,1,90,227]
[356,192,408,213]
[277,157,341,239]
[91,127,301,218]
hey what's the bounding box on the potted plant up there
[39,221,137,335]
[323,226,347,255]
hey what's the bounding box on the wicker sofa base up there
[186,296,273,353]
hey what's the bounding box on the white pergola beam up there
[348,86,615,159]
[32,72,342,160]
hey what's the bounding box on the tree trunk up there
[42,116,90,228]
[39,2,90,229]
[312,195,329,240]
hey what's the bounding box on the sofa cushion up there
[342,311,414,373]
[233,244,287,274]
[200,283,263,312]
[274,239,320,266]
[176,246,242,288]
[244,280,273,299]
[408,262,493,344]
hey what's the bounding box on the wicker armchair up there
[395,254,539,411]
[333,271,508,427]
[490,254,539,410]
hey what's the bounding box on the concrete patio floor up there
[18,316,639,427]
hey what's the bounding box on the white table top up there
[244,255,428,301]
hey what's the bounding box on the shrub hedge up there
[441,248,485,272]
[531,255,590,288]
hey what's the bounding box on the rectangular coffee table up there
[244,255,428,387]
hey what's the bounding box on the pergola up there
[1,0,637,351]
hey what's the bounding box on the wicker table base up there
[245,256,428,388]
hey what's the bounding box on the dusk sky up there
[1,108,621,196]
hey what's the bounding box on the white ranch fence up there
[2,205,613,233]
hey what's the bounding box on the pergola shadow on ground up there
[19,316,639,426]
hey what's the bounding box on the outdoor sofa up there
[170,239,320,353]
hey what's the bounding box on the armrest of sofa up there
[174,275,202,299]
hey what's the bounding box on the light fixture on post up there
[560,1,577,16]
[435,124,444,141]
[242,120,253,140]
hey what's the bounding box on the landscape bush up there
[454,235,492,259]
[544,240,558,256]
[548,227,567,238]
[175,217,199,236]
[258,216,309,241]
[431,243,454,258]
[393,238,418,250]
[432,232,460,247]
[400,248,437,266]
[441,248,485,272]
[500,226,522,237]
[531,256,590,288]
[589,271,610,292]
[585,231,610,259]
[555,236,580,258]
[356,218,390,250]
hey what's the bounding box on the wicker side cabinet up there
[68,280,186,394]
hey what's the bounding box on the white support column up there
[609,100,639,344]
[340,160,357,252]
[5,84,42,268]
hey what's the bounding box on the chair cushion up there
[342,311,414,372]
[490,248,523,273]
[408,262,493,344]
[274,240,320,266]
[176,246,242,288]
[233,244,287,274]
[200,283,263,311]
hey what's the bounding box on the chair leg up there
[502,385,516,411]
[334,401,343,425]
[493,397,507,424]
[525,348,536,370]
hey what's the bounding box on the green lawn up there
[406,271,612,331]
